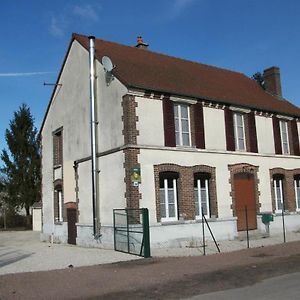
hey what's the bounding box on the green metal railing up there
[113,208,151,258]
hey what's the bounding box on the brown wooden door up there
[67,208,77,245]
[234,173,257,231]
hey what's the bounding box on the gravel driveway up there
[2,229,300,276]
[0,231,139,275]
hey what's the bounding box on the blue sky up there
[1,0,300,155]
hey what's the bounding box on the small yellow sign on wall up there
[131,166,141,184]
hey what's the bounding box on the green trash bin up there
[262,213,274,225]
[261,213,274,236]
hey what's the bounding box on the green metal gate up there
[113,208,151,258]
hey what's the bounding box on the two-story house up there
[41,33,300,248]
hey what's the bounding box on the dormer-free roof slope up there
[41,32,300,131]
[73,33,300,118]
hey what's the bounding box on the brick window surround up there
[154,164,217,222]
[228,163,261,217]
[270,168,300,212]
[53,128,63,166]
[53,179,64,222]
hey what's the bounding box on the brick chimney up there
[263,66,282,98]
[135,36,149,49]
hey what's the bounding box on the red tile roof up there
[74,33,300,117]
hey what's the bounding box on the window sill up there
[175,145,193,149]
[195,217,217,223]
[235,149,246,153]
[54,164,62,169]
[274,210,290,216]
[54,220,64,225]
[161,217,218,225]
[161,220,185,226]
[157,217,237,226]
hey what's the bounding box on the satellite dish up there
[102,56,114,72]
[102,56,115,86]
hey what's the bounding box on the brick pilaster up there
[122,94,141,209]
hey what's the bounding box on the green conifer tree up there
[0,104,41,216]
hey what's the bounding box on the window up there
[194,173,210,218]
[54,186,63,222]
[159,172,179,221]
[294,176,300,211]
[280,120,289,154]
[233,113,246,151]
[273,175,284,213]
[174,104,191,146]
[53,130,63,166]
[225,109,258,153]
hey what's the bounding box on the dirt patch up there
[109,257,158,268]
[251,252,274,258]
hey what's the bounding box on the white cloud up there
[49,16,67,38]
[0,72,53,77]
[72,4,101,22]
[172,0,197,18]
[48,4,101,39]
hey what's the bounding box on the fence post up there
[113,209,116,251]
[282,201,286,243]
[202,208,206,256]
[245,205,250,249]
[142,208,151,258]
[202,212,220,253]
[126,209,130,253]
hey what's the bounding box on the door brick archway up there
[234,173,257,231]
[229,163,260,231]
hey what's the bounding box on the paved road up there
[188,272,300,300]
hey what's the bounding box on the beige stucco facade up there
[41,40,127,244]
[203,106,227,151]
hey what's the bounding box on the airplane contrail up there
[0,71,53,77]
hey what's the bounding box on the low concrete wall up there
[41,222,68,244]
[150,218,238,248]
[41,214,300,250]
[76,224,114,249]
